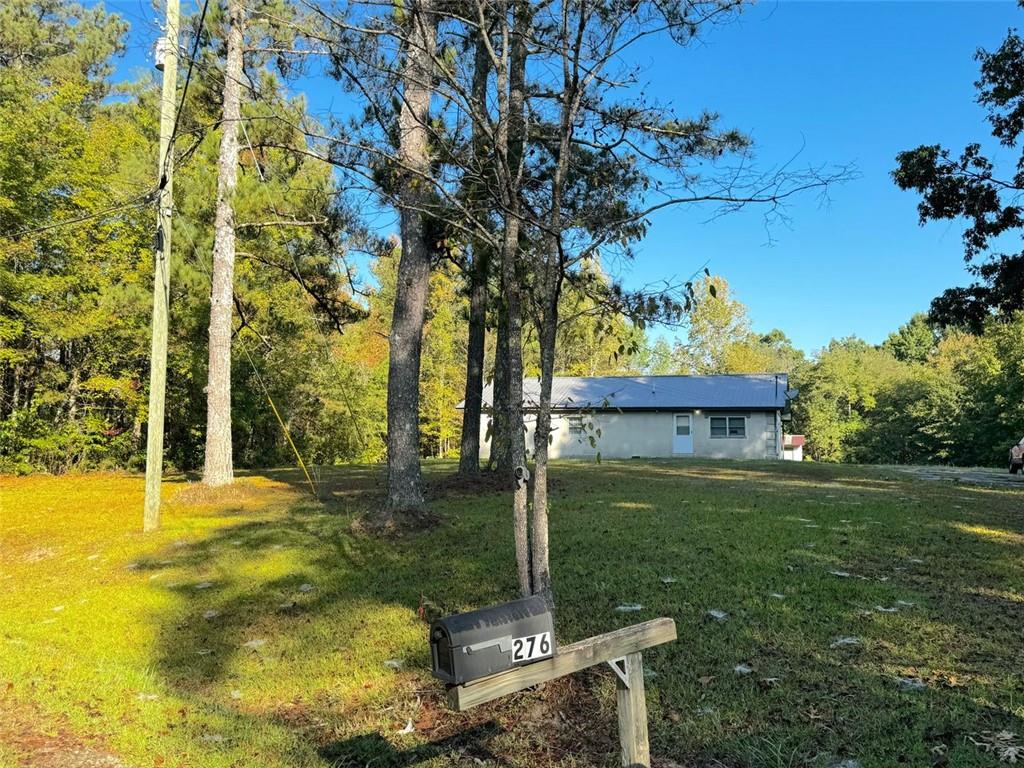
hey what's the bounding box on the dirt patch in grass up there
[310,672,619,767]
[425,471,509,500]
[171,477,292,507]
[0,697,126,768]
[425,470,566,501]
[352,506,444,536]
[494,672,620,764]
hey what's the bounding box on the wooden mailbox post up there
[447,617,677,767]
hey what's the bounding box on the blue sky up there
[106,1,1022,354]
[627,1,1022,353]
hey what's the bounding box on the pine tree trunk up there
[531,278,559,603]
[1,365,12,420]
[459,31,492,479]
[503,220,531,598]
[202,0,244,487]
[12,366,22,412]
[490,309,510,472]
[384,0,438,516]
[459,249,487,476]
[67,365,81,422]
[506,0,532,598]
[530,0,576,602]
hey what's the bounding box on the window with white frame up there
[710,415,746,438]
[567,415,584,435]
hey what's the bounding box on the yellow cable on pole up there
[262,385,318,498]
[237,332,317,498]
[176,225,319,499]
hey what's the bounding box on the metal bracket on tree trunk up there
[607,656,630,688]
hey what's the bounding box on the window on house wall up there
[567,415,584,435]
[710,416,746,438]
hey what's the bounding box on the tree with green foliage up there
[674,275,749,374]
[882,312,939,364]
[670,276,804,376]
[0,1,152,472]
[894,4,1024,329]
[941,314,1024,465]
[721,328,806,376]
[791,337,905,462]
[637,337,675,375]
[853,366,959,464]
[420,262,468,458]
[0,1,367,476]
[523,262,648,377]
[788,312,1024,466]
[368,248,469,460]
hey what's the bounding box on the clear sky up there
[619,1,1022,354]
[106,0,1023,354]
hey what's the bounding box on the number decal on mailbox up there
[511,631,552,662]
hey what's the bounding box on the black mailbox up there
[430,595,555,685]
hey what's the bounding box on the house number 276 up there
[512,632,552,662]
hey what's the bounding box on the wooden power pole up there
[144,0,180,533]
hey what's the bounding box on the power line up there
[11,0,210,243]
[9,194,153,240]
[162,0,212,180]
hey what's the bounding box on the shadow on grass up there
[138,473,530,766]
[319,722,508,767]
[136,460,1024,767]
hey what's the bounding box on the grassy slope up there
[0,460,1022,768]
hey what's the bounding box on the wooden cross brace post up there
[446,617,677,767]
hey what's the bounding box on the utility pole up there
[143,0,180,533]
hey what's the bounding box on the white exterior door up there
[673,413,693,455]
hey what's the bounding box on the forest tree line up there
[2,0,1023,512]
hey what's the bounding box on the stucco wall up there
[478,409,782,460]
[691,410,779,459]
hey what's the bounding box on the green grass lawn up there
[1,460,1022,768]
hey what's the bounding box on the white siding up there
[479,409,782,460]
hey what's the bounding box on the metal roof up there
[478,374,793,411]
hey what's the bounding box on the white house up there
[477,374,796,461]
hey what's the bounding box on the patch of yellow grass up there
[610,501,654,511]
[952,522,1024,546]
[0,472,422,768]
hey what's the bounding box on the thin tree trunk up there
[66,348,81,422]
[203,0,244,487]
[459,247,487,475]
[530,1,578,603]
[459,33,492,478]
[505,0,531,597]
[531,280,559,601]
[13,364,24,412]
[384,0,438,516]
[503,221,531,597]
[490,307,510,472]
[0,370,7,421]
